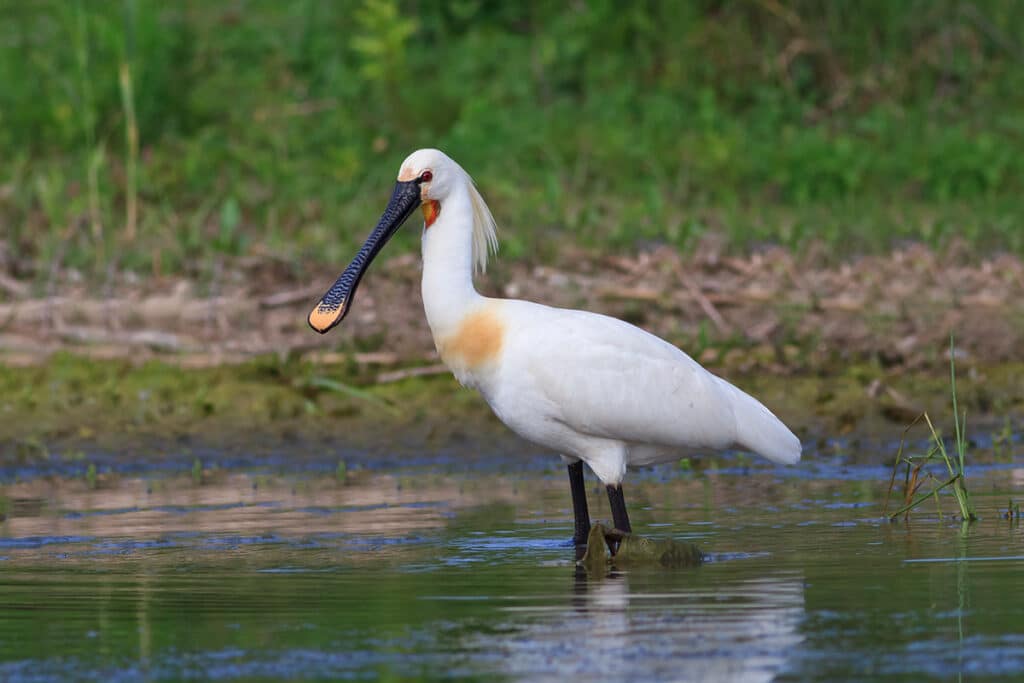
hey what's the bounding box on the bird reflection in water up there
[472,569,806,683]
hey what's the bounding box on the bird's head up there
[308,148,492,334]
[397,147,462,205]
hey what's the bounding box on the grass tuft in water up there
[884,337,977,523]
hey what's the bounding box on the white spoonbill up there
[309,148,801,549]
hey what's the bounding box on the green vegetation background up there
[2,0,1023,284]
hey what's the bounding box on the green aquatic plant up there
[191,458,203,485]
[578,523,703,573]
[941,335,975,522]
[86,463,97,489]
[885,337,977,523]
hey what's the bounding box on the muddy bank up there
[1,355,1021,468]
[1,242,1022,373]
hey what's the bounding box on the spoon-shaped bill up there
[308,180,422,334]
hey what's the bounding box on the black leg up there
[606,484,632,534]
[568,461,591,550]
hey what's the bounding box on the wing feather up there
[506,304,740,451]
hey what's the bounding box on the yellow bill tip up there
[308,300,345,334]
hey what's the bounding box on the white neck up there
[420,182,483,338]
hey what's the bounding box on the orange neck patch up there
[422,200,441,228]
[438,307,505,370]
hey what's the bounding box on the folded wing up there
[509,304,800,464]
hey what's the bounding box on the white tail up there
[724,381,802,465]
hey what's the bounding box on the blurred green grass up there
[1,0,1023,286]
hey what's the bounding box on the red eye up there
[420,170,433,182]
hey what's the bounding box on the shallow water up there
[1,441,1022,682]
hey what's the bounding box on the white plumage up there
[446,298,799,485]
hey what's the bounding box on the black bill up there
[308,180,422,334]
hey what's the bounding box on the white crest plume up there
[466,175,499,273]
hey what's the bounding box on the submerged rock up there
[578,523,704,572]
